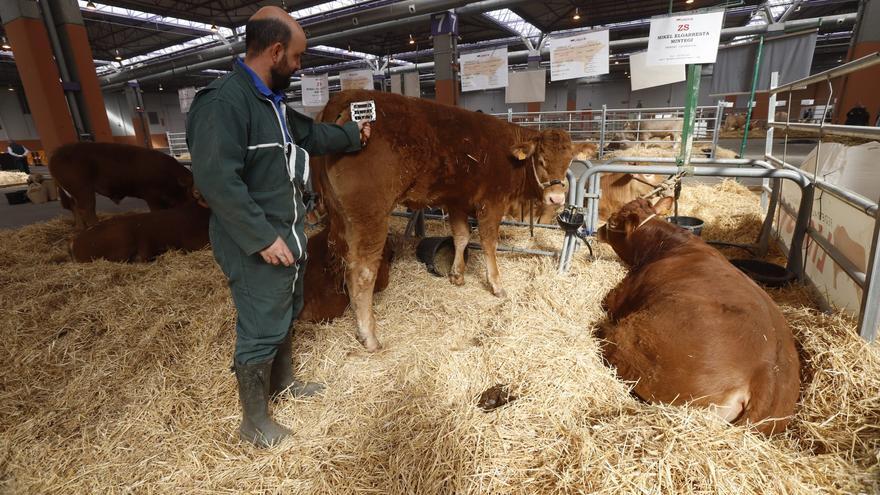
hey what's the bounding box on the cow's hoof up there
[492,287,507,298]
[356,333,383,353]
[449,273,465,286]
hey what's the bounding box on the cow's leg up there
[69,187,97,230]
[448,209,470,287]
[343,218,388,352]
[477,206,506,297]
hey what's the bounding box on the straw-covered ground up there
[1,181,878,494]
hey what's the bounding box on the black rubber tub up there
[416,236,469,277]
[5,190,29,205]
[668,216,704,236]
[730,259,798,288]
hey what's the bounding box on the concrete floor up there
[0,138,820,231]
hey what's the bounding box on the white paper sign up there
[646,11,724,65]
[301,74,329,107]
[460,47,508,92]
[549,29,609,82]
[629,51,685,91]
[340,69,373,91]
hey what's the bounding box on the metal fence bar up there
[768,121,880,140]
[765,155,878,215]
[859,207,880,341]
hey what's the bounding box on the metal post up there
[858,208,880,341]
[598,104,607,158]
[507,108,513,123]
[788,183,814,281]
[740,34,765,158]
[763,71,779,211]
[711,100,724,159]
[677,64,702,170]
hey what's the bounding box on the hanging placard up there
[460,47,508,92]
[646,11,724,66]
[549,29,609,82]
[340,69,374,91]
[629,51,685,91]
[301,74,329,107]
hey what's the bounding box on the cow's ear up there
[652,196,674,216]
[510,140,537,160]
[572,142,598,160]
[625,212,642,236]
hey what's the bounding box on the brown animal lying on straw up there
[597,197,801,435]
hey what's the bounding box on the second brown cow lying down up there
[70,200,210,263]
[299,228,394,323]
[596,197,800,435]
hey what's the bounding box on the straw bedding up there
[1,181,878,494]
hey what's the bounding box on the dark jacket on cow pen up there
[187,60,362,365]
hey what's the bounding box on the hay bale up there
[0,170,28,187]
[0,182,878,493]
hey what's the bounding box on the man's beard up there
[269,60,293,93]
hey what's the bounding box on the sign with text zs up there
[646,10,724,66]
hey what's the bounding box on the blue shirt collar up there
[236,58,285,105]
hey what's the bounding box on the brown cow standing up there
[50,142,194,229]
[299,228,395,323]
[70,200,209,263]
[596,198,800,435]
[314,90,595,351]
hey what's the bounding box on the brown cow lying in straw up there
[596,198,800,435]
[299,228,394,323]
[51,142,194,229]
[70,199,210,263]
[315,90,596,351]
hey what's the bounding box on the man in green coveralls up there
[187,7,371,448]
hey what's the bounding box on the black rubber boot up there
[234,360,291,448]
[271,333,324,399]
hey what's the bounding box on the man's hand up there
[336,109,371,146]
[260,237,294,266]
[358,121,371,146]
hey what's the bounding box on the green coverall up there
[187,62,361,364]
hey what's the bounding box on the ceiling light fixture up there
[7,86,14,92]
[86,1,97,9]
[1,37,10,50]
[210,23,218,32]
[686,0,694,4]
[409,34,415,45]
[114,49,122,61]
[614,60,619,65]
[158,83,164,91]
[573,8,581,21]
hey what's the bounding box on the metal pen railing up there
[495,102,726,158]
[762,54,880,341]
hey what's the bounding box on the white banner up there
[646,11,724,66]
[629,51,685,91]
[178,87,198,113]
[549,29,609,82]
[301,74,329,107]
[460,47,508,92]
[390,74,403,95]
[403,71,420,97]
[340,69,374,91]
[506,69,546,104]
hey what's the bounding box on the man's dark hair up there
[245,18,292,55]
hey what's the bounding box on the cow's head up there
[511,129,597,206]
[597,197,674,264]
